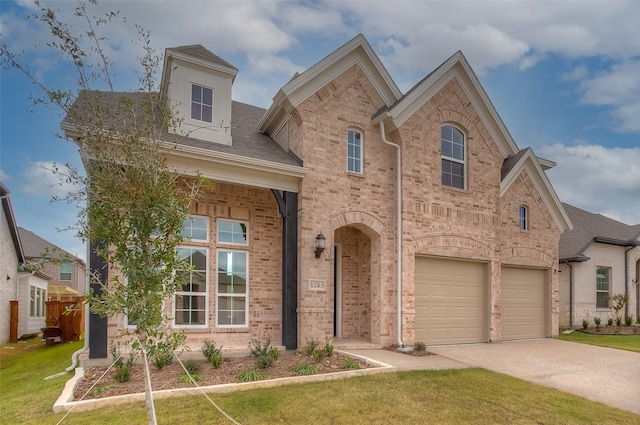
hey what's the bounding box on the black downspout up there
[272,190,298,350]
[88,240,108,358]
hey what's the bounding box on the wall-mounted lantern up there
[314,232,325,258]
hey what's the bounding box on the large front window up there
[441,125,465,189]
[217,250,248,327]
[191,84,213,123]
[596,266,611,308]
[174,247,208,326]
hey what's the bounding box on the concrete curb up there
[53,351,395,413]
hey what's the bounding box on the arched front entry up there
[333,225,377,342]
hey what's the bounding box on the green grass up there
[2,339,639,424]
[559,330,640,353]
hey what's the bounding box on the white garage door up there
[501,267,547,340]
[415,257,487,345]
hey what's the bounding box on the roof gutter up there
[379,120,404,348]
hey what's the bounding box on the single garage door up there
[501,267,547,340]
[415,257,487,345]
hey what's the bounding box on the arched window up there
[441,125,465,189]
[347,130,363,173]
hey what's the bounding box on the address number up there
[309,279,326,291]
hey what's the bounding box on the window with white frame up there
[519,205,528,230]
[191,84,213,123]
[441,125,465,189]
[347,130,363,173]
[217,250,248,327]
[30,286,46,317]
[596,266,611,308]
[181,216,208,241]
[217,219,248,245]
[174,247,208,326]
[60,261,72,281]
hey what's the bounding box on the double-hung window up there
[216,219,249,327]
[596,266,611,308]
[347,130,363,174]
[60,261,72,281]
[30,286,46,317]
[191,84,213,123]
[441,125,465,189]
[175,247,208,326]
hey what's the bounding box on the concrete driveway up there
[428,339,640,415]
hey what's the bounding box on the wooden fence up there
[45,299,85,343]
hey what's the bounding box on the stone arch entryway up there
[329,212,384,345]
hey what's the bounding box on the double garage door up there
[415,257,547,345]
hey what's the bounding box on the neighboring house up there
[62,35,571,358]
[17,227,86,300]
[1,183,52,342]
[559,203,640,328]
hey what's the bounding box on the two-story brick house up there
[64,35,571,358]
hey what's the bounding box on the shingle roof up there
[1,182,25,263]
[168,45,238,73]
[559,203,639,261]
[18,227,83,264]
[501,148,529,180]
[62,91,302,167]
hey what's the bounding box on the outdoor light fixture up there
[315,232,326,258]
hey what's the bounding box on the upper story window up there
[191,84,213,123]
[60,261,72,281]
[519,206,528,231]
[441,125,465,189]
[596,266,611,308]
[217,219,248,245]
[347,130,363,174]
[181,216,208,241]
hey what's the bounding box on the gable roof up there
[258,34,402,134]
[560,203,639,262]
[0,182,25,264]
[17,227,83,265]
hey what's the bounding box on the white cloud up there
[541,143,640,224]
[19,162,77,199]
[561,65,588,82]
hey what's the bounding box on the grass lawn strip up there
[2,339,639,424]
[558,330,640,353]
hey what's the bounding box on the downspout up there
[624,244,637,319]
[566,262,573,329]
[379,120,404,348]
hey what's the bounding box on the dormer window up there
[191,84,213,123]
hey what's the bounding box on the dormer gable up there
[160,45,239,145]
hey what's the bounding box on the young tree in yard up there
[1,2,206,423]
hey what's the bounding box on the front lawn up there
[2,339,639,424]
[558,330,640,353]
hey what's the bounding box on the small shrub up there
[636,317,640,325]
[293,364,317,376]
[178,373,202,384]
[625,316,633,326]
[413,341,427,352]
[183,359,201,375]
[202,340,223,361]
[92,384,117,397]
[342,358,360,369]
[238,370,264,382]
[249,339,278,369]
[152,352,173,370]
[255,354,274,369]
[268,346,280,361]
[594,317,601,330]
[110,342,134,383]
[582,318,589,329]
[607,317,614,327]
[616,317,622,327]
[312,348,326,363]
[210,353,223,369]
[323,336,334,357]
[305,338,320,355]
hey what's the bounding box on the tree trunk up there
[142,346,158,425]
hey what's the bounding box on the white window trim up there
[519,205,528,231]
[182,215,209,242]
[190,83,214,124]
[174,246,209,328]
[347,129,363,174]
[595,266,611,309]
[441,124,466,189]
[217,218,249,246]
[216,249,249,329]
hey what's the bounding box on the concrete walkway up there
[351,339,640,415]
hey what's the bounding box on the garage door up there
[415,257,486,345]
[501,267,547,340]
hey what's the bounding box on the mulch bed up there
[577,325,639,335]
[74,350,371,401]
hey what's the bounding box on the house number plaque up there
[309,279,326,291]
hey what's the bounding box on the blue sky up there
[2,0,640,260]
